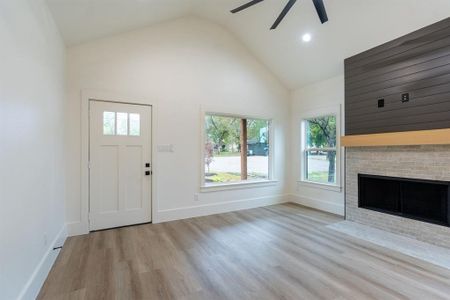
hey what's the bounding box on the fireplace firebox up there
[358,174,450,227]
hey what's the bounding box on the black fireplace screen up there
[358,174,450,227]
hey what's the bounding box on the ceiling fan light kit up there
[231,0,328,30]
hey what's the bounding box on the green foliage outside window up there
[305,115,337,184]
[204,114,270,184]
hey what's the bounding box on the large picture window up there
[302,114,338,185]
[204,114,270,185]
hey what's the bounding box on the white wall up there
[65,17,290,234]
[289,75,345,215]
[0,0,66,299]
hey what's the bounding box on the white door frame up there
[79,89,158,234]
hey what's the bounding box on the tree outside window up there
[204,114,270,184]
[304,115,337,184]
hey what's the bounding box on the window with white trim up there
[302,114,338,185]
[204,114,271,185]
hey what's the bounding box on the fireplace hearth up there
[359,174,450,227]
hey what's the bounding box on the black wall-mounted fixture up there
[377,99,385,108]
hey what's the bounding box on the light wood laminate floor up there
[38,203,450,300]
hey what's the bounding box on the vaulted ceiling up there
[46,0,450,89]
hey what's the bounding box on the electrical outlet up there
[43,233,48,246]
[377,99,384,108]
[401,93,410,103]
[194,193,199,201]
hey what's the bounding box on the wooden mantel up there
[341,128,450,147]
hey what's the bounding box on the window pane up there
[306,150,336,184]
[129,113,140,136]
[103,111,115,135]
[306,115,336,148]
[116,112,128,136]
[247,119,269,180]
[204,115,241,183]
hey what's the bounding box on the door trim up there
[76,89,158,235]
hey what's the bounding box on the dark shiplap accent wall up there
[345,17,450,135]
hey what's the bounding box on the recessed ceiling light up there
[302,33,312,43]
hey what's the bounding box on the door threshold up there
[90,221,152,232]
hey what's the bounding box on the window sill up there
[200,180,278,193]
[297,180,342,192]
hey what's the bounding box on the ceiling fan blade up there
[230,0,264,13]
[312,0,328,24]
[270,0,297,30]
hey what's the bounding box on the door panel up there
[99,145,119,212]
[89,100,152,230]
[124,145,143,210]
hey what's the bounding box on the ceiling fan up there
[230,0,328,30]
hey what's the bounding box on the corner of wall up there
[66,221,89,237]
[17,225,68,300]
[289,194,344,216]
[287,74,346,216]
[155,194,291,223]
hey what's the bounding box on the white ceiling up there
[46,0,450,89]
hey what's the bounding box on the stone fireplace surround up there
[346,145,450,248]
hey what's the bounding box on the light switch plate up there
[157,144,174,153]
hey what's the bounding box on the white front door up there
[89,100,152,231]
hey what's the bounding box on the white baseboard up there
[156,194,289,223]
[66,221,89,237]
[18,226,67,300]
[289,194,344,216]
